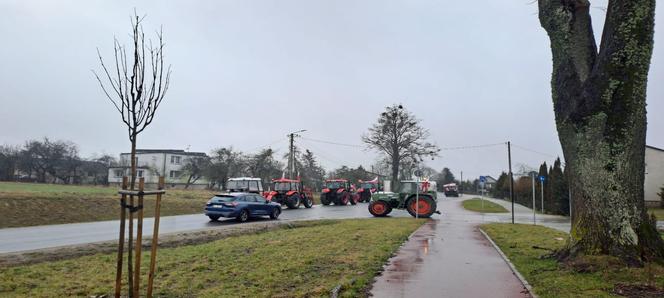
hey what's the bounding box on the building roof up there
[120,149,207,157]
[484,175,497,183]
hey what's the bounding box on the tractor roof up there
[228,177,262,181]
[272,178,300,183]
[325,179,348,182]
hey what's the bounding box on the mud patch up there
[613,283,664,298]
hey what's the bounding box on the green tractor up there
[368,180,439,218]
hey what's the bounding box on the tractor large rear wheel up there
[406,196,436,218]
[368,201,392,217]
[320,194,331,205]
[285,194,301,209]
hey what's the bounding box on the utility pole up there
[460,171,463,196]
[287,130,306,179]
[288,133,294,179]
[508,141,515,224]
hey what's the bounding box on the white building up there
[108,149,209,189]
[645,145,664,207]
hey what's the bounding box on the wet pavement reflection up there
[371,195,533,298]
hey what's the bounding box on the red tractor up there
[264,178,314,209]
[320,179,359,206]
[357,178,379,203]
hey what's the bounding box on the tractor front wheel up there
[339,193,349,205]
[321,194,330,205]
[303,196,313,208]
[350,194,359,205]
[285,194,301,209]
[368,201,392,217]
[406,196,437,218]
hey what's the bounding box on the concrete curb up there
[479,228,538,298]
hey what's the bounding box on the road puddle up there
[379,220,437,283]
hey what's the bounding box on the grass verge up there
[481,223,664,297]
[648,208,664,221]
[462,198,509,213]
[0,218,425,297]
[0,182,215,228]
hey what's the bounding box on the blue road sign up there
[539,175,546,182]
[479,176,486,183]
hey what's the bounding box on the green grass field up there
[481,223,664,297]
[0,182,216,228]
[648,208,664,221]
[0,218,425,297]
[462,198,509,213]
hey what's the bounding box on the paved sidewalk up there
[371,196,532,298]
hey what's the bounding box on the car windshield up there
[326,181,342,189]
[226,180,249,190]
[212,195,238,202]
[274,182,291,191]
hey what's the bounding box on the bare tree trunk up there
[127,135,137,294]
[391,153,399,191]
[539,0,664,263]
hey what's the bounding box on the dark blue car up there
[205,192,281,222]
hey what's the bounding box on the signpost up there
[539,175,546,213]
[479,176,486,210]
[414,169,423,219]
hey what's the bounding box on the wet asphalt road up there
[0,193,580,254]
[0,202,412,254]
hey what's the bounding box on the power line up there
[246,138,286,153]
[299,140,346,167]
[440,142,506,151]
[511,143,558,158]
[300,137,365,148]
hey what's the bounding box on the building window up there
[138,170,144,178]
[170,170,181,178]
[171,156,181,164]
[115,170,123,177]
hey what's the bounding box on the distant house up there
[483,175,497,190]
[108,149,209,189]
[645,145,664,207]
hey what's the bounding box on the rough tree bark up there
[538,0,664,263]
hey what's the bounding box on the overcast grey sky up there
[1,0,662,179]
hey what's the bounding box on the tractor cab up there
[225,177,263,193]
[320,179,359,206]
[357,178,380,202]
[322,179,350,192]
[273,178,302,193]
[442,183,459,197]
[264,178,313,209]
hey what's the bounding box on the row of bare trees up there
[0,138,116,184]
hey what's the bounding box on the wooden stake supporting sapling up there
[114,176,166,298]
